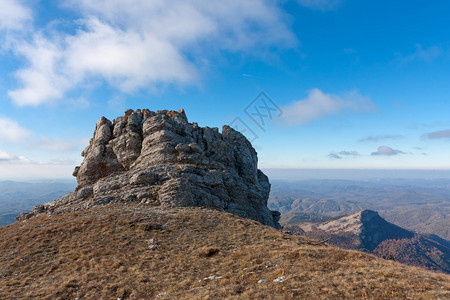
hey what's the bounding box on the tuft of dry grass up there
[198,247,220,258]
[0,203,449,299]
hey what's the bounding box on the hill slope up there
[374,235,450,272]
[1,204,449,299]
[286,210,450,273]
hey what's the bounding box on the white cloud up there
[0,155,76,179]
[296,0,343,11]
[9,34,68,106]
[371,146,405,156]
[0,150,29,162]
[65,17,196,91]
[279,88,377,126]
[8,0,296,106]
[0,117,86,155]
[67,0,294,50]
[0,117,32,142]
[0,150,16,161]
[0,149,79,179]
[0,0,32,31]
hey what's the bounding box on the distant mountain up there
[379,208,449,241]
[0,180,76,226]
[269,179,450,240]
[289,210,414,251]
[285,210,450,273]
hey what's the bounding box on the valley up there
[269,179,450,240]
[0,181,76,226]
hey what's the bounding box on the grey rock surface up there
[18,109,280,228]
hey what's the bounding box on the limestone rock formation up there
[19,109,280,228]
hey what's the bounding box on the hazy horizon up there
[2,168,450,182]
[264,168,450,181]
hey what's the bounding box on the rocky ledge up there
[18,109,280,228]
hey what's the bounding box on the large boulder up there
[18,109,280,228]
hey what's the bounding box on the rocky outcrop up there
[18,109,280,228]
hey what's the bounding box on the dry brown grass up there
[0,203,449,299]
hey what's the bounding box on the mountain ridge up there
[269,179,450,240]
[286,209,450,273]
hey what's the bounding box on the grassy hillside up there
[374,235,450,273]
[0,204,449,299]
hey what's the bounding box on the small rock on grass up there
[258,279,268,284]
[273,276,286,283]
[204,275,223,280]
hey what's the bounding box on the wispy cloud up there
[0,150,29,163]
[0,117,32,143]
[241,74,259,78]
[359,134,403,143]
[67,97,91,109]
[371,146,405,156]
[0,117,87,154]
[412,146,428,156]
[35,137,89,152]
[48,158,79,165]
[0,0,32,31]
[424,129,450,139]
[6,0,296,106]
[279,88,377,126]
[0,152,77,179]
[0,150,77,166]
[401,44,443,63]
[408,121,450,130]
[296,0,343,11]
[328,150,360,159]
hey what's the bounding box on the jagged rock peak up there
[73,108,190,187]
[19,109,280,228]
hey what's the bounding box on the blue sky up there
[0,0,450,179]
